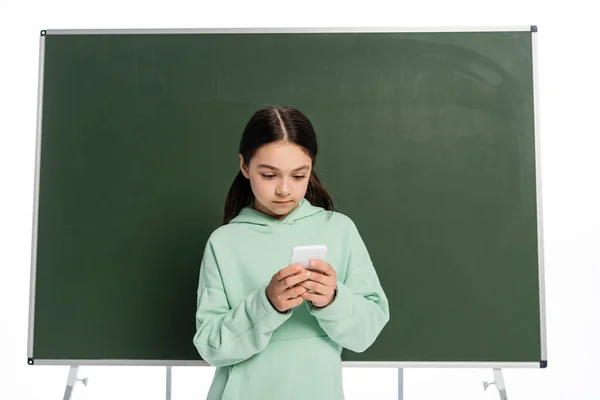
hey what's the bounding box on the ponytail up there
[221,171,253,226]
[305,171,335,212]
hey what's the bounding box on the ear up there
[239,154,250,179]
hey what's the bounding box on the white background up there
[1,0,598,399]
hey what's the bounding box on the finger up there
[308,259,335,276]
[302,269,333,285]
[298,280,333,296]
[285,295,305,309]
[276,264,303,281]
[280,269,311,289]
[300,291,327,304]
[282,285,308,299]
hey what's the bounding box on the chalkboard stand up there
[61,366,172,400]
[398,368,403,400]
[62,366,87,400]
[57,365,509,399]
[483,368,508,400]
[166,366,172,400]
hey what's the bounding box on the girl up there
[193,105,389,400]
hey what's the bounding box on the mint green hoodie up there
[193,198,389,400]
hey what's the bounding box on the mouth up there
[274,200,292,204]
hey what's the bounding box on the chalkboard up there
[28,27,546,367]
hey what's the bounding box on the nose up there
[276,178,290,197]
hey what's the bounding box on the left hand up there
[298,259,337,308]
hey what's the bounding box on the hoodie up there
[193,198,390,400]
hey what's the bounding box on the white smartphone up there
[289,244,328,272]
[289,245,328,295]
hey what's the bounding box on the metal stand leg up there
[398,368,403,400]
[62,366,78,400]
[483,368,508,400]
[494,369,508,400]
[63,366,87,400]
[166,366,172,400]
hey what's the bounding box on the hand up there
[299,259,337,308]
[265,264,310,313]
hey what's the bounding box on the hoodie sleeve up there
[308,218,390,353]
[193,239,292,367]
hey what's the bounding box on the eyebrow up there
[256,164,310,172]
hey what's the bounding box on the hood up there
[229,198,325,226]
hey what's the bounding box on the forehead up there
[251,142,312,168]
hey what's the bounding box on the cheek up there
[249,177,271,197]
[301,178,311,191]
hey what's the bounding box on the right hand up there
[266,264,310,313]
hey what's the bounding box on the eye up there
[261,174,276,179]
[293,175,306,180]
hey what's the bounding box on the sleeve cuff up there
[256,282,294,330]
[308,282,347,317]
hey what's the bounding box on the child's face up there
[240,141,312,220]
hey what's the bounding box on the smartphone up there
[289,244,328,272]
[289,245,328,294]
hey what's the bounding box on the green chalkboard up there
[29,28,546,367]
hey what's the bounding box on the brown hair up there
[222,105,335,225]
